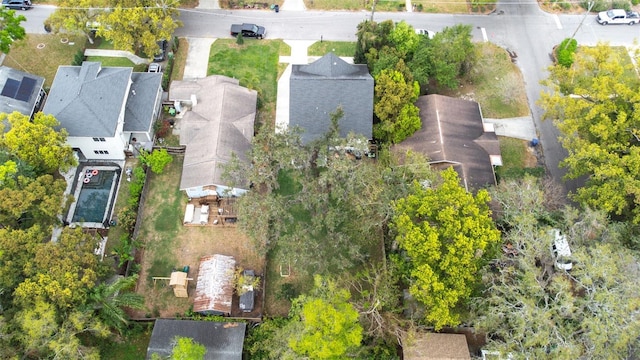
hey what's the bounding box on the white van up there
[550,229,572,271]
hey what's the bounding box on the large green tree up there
[85,274,145,334]
[475,178,640,358]
[46,0,108,43]
[392,167,501,329]
[0,7,26,54]
[288,275,363,359]
[97,0,181,56]
[539,43,640,223]
[421,24,476,90]
[0,111,76,174]
[373,66,420,144]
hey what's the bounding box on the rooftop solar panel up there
[1,78,19,98]
[16,77,36,102]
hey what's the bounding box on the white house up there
[43,62,163,161]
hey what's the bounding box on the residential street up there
[19,3,640,194]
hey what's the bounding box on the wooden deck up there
[183,197,239,227]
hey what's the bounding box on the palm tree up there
[85,275,145,334]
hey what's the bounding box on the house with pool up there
[43,61,163,228]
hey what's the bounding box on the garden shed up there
[193,254,236,315]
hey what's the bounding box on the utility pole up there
[565,1,594,50]
[370,0,378,21]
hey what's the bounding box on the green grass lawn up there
[208,39,287,121]
[307,41,355,57]
[466,42,530,118]
[495,137,545,180]
[99,324,153,360]
[85,56,137,68]
[2,34,86,89]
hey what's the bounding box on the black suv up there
[153,39,167,62]
[2,0,32,10]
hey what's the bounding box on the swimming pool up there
[67,166,120,227]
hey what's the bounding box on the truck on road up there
[230,23,266,39]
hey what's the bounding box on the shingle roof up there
[169,76,256,190]
[393,95,501,190]
[146,319,246,360]
[403,333,471,360]
[124,72,162,132]
[43,62,132,137]
[289,53,373,144]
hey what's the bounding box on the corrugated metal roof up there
[193,254,236,315]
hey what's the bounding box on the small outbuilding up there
[193,254,236,315]
[403,333,471,360]
[146,319,246,360]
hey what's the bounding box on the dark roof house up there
[393,94,502,190]
[146,319,246,360]
[42,62,162,161]
[403,333,471,360]
[0,66,45,119]
[169,75,256,199]
[289,52,373,144]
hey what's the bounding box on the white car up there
[415,28,436,39]
[148,63,161,73]
[549,229,573,271]
[596,9,640,25]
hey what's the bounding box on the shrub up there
[128,167,146,207]
[633,0,639,6]
[72,49,85,66]
[236,32,244,45]
[556,38,577,68]
[117,206,138,233]
[612,0,631,10]
[140,148,173,174]
[581,0,608,11]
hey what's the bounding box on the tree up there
[45,0,107,44]
[0,174,68,229]
[14,227,104,309]
[141,148,173,174]
[392,168,501,329]
[0,112,76,174]
[14,300,109,359]
[289,275,363,359]
[97,0,181,56]
[388,21,420,58]
[171,336,207,360]
[474,179,640,358]
[538,43,640,223]
[0,7,26,54]
[373,67,420,144]
[423,24,476,90]
[85,275,145,334]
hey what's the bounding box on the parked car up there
[148,63,161,73]
[2,0,32,10]
[230,23,266,39]
[153,39,167,62]
[597,9,640,25]
[415,28,436,39]
[549,229,573,271]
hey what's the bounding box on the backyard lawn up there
[132,155,265,318]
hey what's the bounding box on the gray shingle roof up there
[290,53,373,144]
[169,76,256,190]
[43,62,132,137]
[393,94,501,190]
[124,72,162,132]
[0,66,44,118]
[146,319,246,360]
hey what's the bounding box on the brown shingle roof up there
[403,333,471,360]
[393,95,501,190]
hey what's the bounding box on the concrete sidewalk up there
[83,49,149,65]
[275,40,315,131]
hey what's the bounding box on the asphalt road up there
[20,4,640,194]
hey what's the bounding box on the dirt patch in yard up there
[130,155,265,318]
